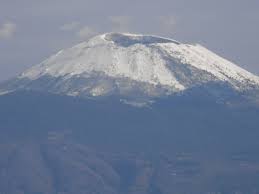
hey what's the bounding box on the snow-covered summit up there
[3,32,259,98]
[103,32,181,46]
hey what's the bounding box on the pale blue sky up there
[1,0,259,81]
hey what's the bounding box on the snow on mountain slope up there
[2,32,259,98]
[158,43,259,88]
[20,33,185,91]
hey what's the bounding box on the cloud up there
[76,26,97,40]
[60,22,97,40]
[159,15,177,34]
[60,22,80,31]
[109,16,131,32]
[0,22,16,40]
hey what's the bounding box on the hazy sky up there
[1,0,259,81]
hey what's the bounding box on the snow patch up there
[0,90,12,96]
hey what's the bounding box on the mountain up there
[1,32,259,104]
[1,33,259,194]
